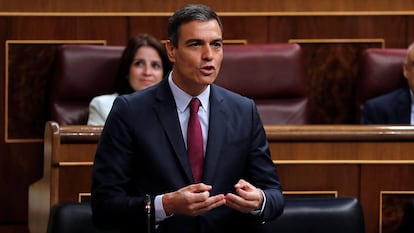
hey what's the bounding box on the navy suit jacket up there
[91,79,284,233]
[361,87,411,124]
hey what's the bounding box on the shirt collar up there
[168,72,210,113]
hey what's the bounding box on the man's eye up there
[210,42,223,50]
[212,42,222,48]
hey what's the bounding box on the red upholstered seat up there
[216,43,308,124]
[356,48,408,121]
[50,43,307,125]
[50,45,124,125]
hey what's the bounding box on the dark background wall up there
[1,1,414,232]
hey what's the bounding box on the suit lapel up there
[203,85,227,183]
[154,80,194,182]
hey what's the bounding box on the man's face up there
[166,19,223,96]
[404,48,414,92]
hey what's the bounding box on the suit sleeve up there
[91,96,149,229]
[247,99,284,222]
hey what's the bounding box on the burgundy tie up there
[187,98,204,183]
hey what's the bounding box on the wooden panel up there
[380,191,414,233]
[269,16,407,47]
[129,16,269,44]
[277,164,360,197]
[58,144,97,162]
[294,41,383,124]
[0,16,34,233]
[129,17,169,42]
[265,125,414,161]
[8,17,126,43]
[360,165,414,233]
[2,0,414,13]
[58,166,94,203]
[270,141,414,161]
[219,17,268,44]
[0,142,42,229]
[408,16,414,42]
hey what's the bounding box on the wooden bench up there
[28,121,103,233]
[29,121,414,233]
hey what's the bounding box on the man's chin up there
[201,74,218,82]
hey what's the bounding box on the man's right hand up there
[162,183,226,216]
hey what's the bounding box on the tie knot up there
[190,98,201,114]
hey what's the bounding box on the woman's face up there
[128,46,164,91]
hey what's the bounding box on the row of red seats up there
[49,44,407,126]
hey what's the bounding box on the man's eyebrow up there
[211,38,223,43]
[185,38,203,44]
[184,38,223,44]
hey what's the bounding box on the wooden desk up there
[266,125,414,233]
[28,122,414,233]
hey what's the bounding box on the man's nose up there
[202,46,213,60]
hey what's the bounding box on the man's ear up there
[165,40,176,63]
[403,63,408,79]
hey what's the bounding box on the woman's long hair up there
[114,34,171,95]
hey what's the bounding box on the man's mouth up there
[200,65,215,75]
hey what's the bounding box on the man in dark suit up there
[361,43,414,124]
[361,86,411,124]
[91,4,284,233]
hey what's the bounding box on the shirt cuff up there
[155,194,168,222]
[250,189,266,215]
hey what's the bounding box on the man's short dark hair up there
[167,4,223,47]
